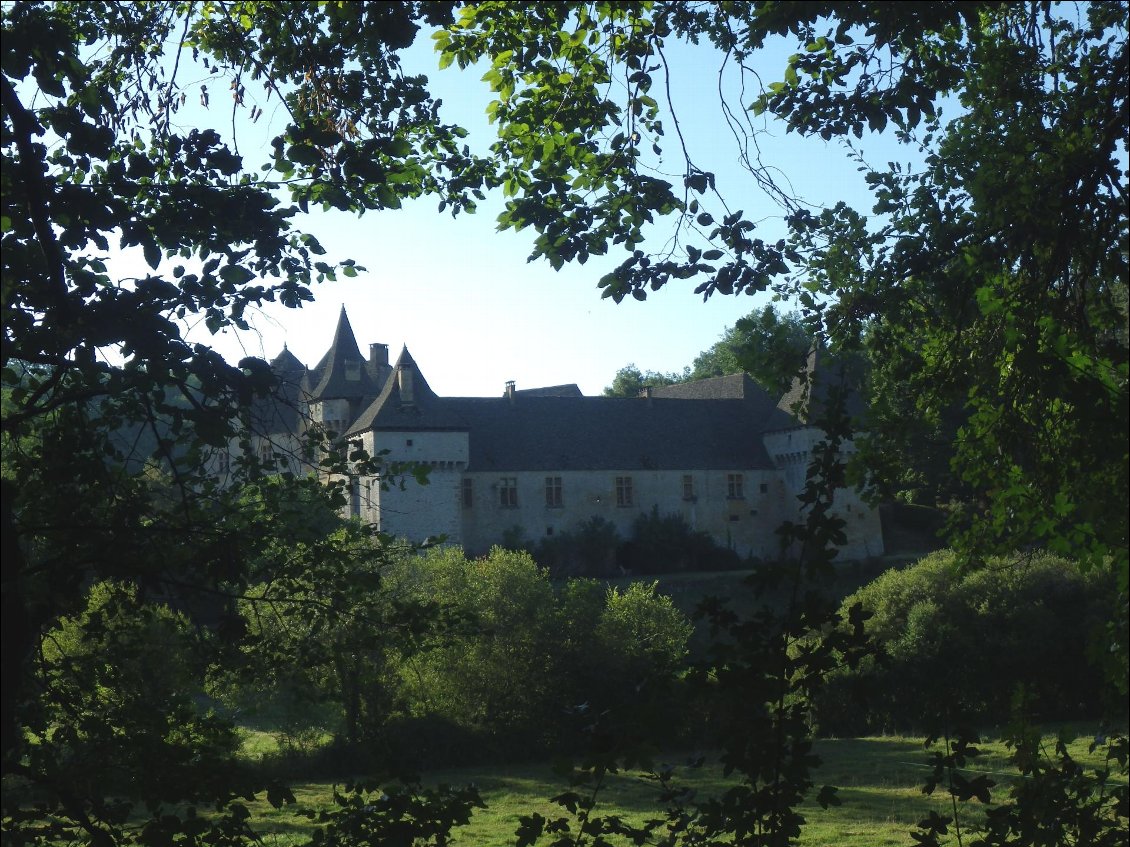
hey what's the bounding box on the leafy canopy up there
[3,1,1127,845]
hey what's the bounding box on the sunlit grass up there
[233,729,1125,847]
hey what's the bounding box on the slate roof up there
[307,306,382,401]
[346,346,454,434]
[454,395,776,472]
[347,352,778,470]
[771,346,868,428]
[513,384,584,397]
[652,372,799,432]
[269,345,305,374]
[253,345,308,433]
[650,372,757,401]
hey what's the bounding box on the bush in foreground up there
[812,550,1119,736]
[382,546,694,766]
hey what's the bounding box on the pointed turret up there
[389,345,439,407]
[302,307,383,403]
[269,343,305,376]
[253,344,308,433]
[298,306,394,434]
[346,345,447,435]
[773,342,867,426]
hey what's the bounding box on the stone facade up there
[247,308,884,562]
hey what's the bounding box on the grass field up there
[236,728,1122,846]
[226,563,1123,844]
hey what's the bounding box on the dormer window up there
[344,359,361,381]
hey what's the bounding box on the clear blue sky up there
[114,26,912,397]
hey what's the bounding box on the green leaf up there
[266,781,296,809]
[142,238,161,270]
[287,144,321,166]
[816,785,842,808]
[386,138,412,158]
[219,264,255,285]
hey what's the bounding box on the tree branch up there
[0,74,70,333]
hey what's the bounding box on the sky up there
[113,22,913,398]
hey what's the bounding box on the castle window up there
[615,476,634,507]
[727,473,745,499]
[545,476,563,508]
[759,482,769,494]
[682,474,694,500]
[462,478,473,509]
[406,438,413,447]
[499,478,518,508]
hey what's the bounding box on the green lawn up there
[230,560,1121,846]
[236,730,1123,846]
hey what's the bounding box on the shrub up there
[390,547,559,754]
[384,547,693,764]
[38,581,241,799]
[617,507,713,574]
[534,511,744,577]
[500,524,533,554]
[536,516,621,577]
[811,550,1119,736]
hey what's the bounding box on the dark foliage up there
[813,551,1122,737]
[618,507,743,575]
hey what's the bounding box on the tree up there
[2,1,488,839]
[459,0,1125,653]
[684,304,813,397]
[380,547,693,764]
[4,1,1126,844]
[605,305,811,398]
[807,5,1125,599]
[716,305,812,397]
[601,363,687,397]
[812,550,1120,736]
[439,2,1127,840]
[210,487,440,755]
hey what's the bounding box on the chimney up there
[398,363,414,404]
[369,343,388,367]
[505,380,515,402]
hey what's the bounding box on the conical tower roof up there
[308,306,379,400]
[269,344,305,374]
[347,346,452,434]
[252,345,308,433]
[773,342,867,427]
